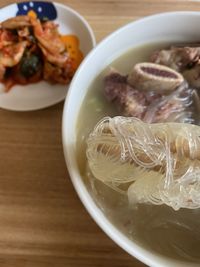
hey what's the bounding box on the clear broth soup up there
[76,42,200,264]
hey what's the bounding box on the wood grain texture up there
[0,0,199,266]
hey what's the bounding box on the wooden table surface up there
[0,0,200,266]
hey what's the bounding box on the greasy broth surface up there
[76,43,200,264]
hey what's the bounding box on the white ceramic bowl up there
[0,1,95,111]
[62,12,200,267]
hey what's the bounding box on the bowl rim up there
[62,11,200,267]
[53,1,96,48]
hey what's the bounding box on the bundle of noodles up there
[86,116,200,210]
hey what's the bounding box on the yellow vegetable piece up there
[61,35,83,70]
[27,10,37,19]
